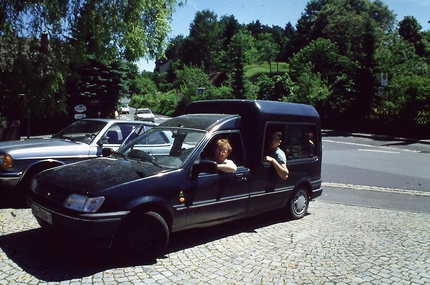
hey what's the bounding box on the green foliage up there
[1,0,178,120]
[245,62,289,80]
[182,10,224,72]
[66,56,129,117]
[287,63,332,115]
[223,28,258,99]
[398,16,426,57]
[156,90,178,116]
[131,72,159,97]
[384,74,430,122]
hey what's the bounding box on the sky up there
[137,0,430,71]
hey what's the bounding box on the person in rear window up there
[264,131,289,180]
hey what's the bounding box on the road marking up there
[322,182,430,197]
[358,149,400,154]
[323,139,420,153]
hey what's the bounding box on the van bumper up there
[310,180,323,199]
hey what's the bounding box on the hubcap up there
[294,191,307,214]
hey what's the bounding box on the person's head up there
[268,131,282,150]
[213,138,233,163]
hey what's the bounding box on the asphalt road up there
[320,131,430,213]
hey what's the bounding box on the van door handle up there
[235,173,247,181]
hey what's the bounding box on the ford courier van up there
[28,100,322,259]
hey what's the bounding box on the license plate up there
[32,204,53,225]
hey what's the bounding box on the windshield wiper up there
[112,151,128,160]
[136,157,161,168]
[61,136,75,141]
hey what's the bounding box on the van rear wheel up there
[286,187,309,219]
[116,211,169,260]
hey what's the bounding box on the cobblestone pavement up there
[0,201,429,285]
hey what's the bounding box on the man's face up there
[269,136,281,150]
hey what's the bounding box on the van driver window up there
[201,133,244,170]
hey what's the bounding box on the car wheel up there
[116,211,169,260]
[285,187,309,220]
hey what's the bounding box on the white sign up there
[381,73,388,86]
[74,113,86,120]
[74,104,87,113]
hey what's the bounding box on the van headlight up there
[63,194,105,212]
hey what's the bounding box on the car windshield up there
[137,109,151,114]
[53,120,106,143]
[115,127,206,168]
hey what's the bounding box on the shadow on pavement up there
[322,129,430,145]
[0,188,28,209]
[0,209,306,282]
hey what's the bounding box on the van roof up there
[184,99,320,120]
[160,113,240,131]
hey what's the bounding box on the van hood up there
[35,157,169,194]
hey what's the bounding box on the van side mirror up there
[191,160,218,178]
[102,147,114,157]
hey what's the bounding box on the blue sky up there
[138,0,430,71]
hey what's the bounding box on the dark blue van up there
[28,100,322,259]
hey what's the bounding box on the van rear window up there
[284,125,318,160]
[263,124,318,161]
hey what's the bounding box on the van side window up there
[201,133,244,166]
[284,125,318,160]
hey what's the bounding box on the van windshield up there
[115,127,206,168]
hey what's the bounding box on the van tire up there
[117,211,169,260]
[286,187,309,220]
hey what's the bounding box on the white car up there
[134,108,155,122]
[119,105,130,114]
[0,119,155,193]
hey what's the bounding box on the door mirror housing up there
[102,147,114,157]
[191,160,218,178]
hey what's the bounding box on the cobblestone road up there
[0,200,429,285]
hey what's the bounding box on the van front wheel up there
[116,211,169,260]
[286,187,309,220]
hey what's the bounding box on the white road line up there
[322,182,430,197]
[323,139,420,153]
[358,149,400,153]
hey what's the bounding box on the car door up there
[185,133,251,226]
[93,123,144,156]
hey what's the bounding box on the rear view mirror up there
[102,148,114,157]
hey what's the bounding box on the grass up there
[245,62,289,79]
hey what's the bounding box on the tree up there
[398,16,426,57]
[293,0,335,52]
[279,22,297,61]
[289,37,360,118]
[0,0,178,120]
[67,55,129,118]
[182,10,223,73]
[255,33,280,73]
[224,28,257,99]
[219,15,241,49]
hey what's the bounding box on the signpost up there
[74,104,87,120]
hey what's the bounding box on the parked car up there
[119,105,130,114]
[0,118,155,193]
[134,108,155,122]
[28,100,322,260]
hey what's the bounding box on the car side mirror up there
[102,147,114,157]
[99,137,109,145]
[191,160,218,178]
